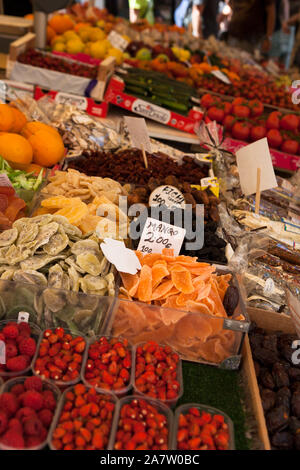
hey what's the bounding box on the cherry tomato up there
[207,106,225,123]
[281,139,298,154]
[233,105,250,119]
[266,111,281,130]
[222,114,235,130]
[266,129,283,148]
[250,125,267,142]
[279,114,299,132]
[232,122,251,141]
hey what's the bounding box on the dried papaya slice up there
[4,197,26,222]
[120,272,139,297]
[175,291,198,307]
[142,253,164,267]
[152,262,169,289]
[137,264,152,302]
[162,248,174,257]
[170,265,194,294]
[151,279,173,300]
[208,280,227,317]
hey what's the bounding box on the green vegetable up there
[0,156,44,192]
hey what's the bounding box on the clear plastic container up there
[172,403,235,450]
[81,335,134,398]
[108,395,174,450]
[48,384,118,450]
[32,328,87,390]
[132,342,183,408]
[0,375,61,450]
[0,320,42,382]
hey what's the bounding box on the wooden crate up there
[242,308,296,450]
[0,15,32,36]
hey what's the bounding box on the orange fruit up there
[21,121,60,139]
[49,14,74,34]
[9,107,27,133]
[74,22,91,32]
[47,26,56,43]
[23,163,46,176]
[28,130,65,167]
[0,104,14,132]
[0,133,33,168]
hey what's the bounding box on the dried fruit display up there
[51,384,115,450]
[67,150,209,185]
[134,341,181,404]
[175,406,232,450]
[33,327,86,385]
[0,376,59,449]
[249,325,300,449]
[0,186,27,232]
[113,248,244,364]
[83,336,132,394]
[112,397,171,450]
[0,321,39,378]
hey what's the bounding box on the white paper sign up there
[0,174,13,188]
[211,70,231,84]
[236,138,278,196]
[149,185,185,208]
[137,217,186,256]
[124,117,152,153]
[100,238,141,275]
[107,31,129,51]
[18,311,29,323]
[0,340,5,364]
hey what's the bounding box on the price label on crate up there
[149,185,185,209]
[0,340,5,364]
[107,31,129,51]
[137,217,186,256]
[200,177,219,198]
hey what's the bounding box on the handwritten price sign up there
[137,217,186,256]
[149,185,185,209]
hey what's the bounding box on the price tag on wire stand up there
[201,177,220,198]
[107,31,129,51]
[18,311,29,323]
[149,185,185,209]
[137,217,186,256]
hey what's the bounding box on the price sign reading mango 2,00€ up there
[137,217,186,256]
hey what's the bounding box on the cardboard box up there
[104,76,203,135]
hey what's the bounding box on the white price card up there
[236,138,277,196]
[107,31,129,51]
[124,116,152,153]
[18,311,29,323]
[149,185,185,208]
[100,238,141,275]
[0,340,5,364]
[137,217,186,256]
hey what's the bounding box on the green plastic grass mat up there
[179,362,249,450]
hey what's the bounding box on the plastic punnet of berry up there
[0,320,41,380]
[174,404,235,450]
[83,336,132,396]
[33,328,86,387]
[134,341,183,407]
[0,375,60,450]
[50,384,116,450]
[111,396,173,450]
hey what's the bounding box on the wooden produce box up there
[242,308,297,450]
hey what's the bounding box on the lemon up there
[107,47,123,65]
[96,20,105,29]
[77,27,91,42]
[66,39,84,54]
[51,34,66,46]
[90,40,108,59]
[89,28,106,42]
[52,42,66,52]
[63,30,79,41]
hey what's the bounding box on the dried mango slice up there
[54,202,88,225]
[161,248,174,257]
[5,197,26,222]
[208,280,227,317]
[175,291,198,307]
[151,279,174,300]
[142,253,164,267]
[134,324,175,344]
[120,272,139,297]
[41,196,76,209]
[197,338,224,363]
[171,265,194,294]
[173,314,213,344]
[137,264,152,302]
[135,250,144,265]
[152,263,169,289]
[185,300,212,316]
[156,287,179,300]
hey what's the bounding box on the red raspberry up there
[0,429,25,449]
[0,409,8,434]
[19,338,36,357]
[18,322,31,336]
[10,383,25,396]
[42,390,56,411]
[6,355,29,372]
[23,416,43,436]
[8,418,23,434]
[22,391,44,411]
[38,409,53,428]
[5,343,18,359]
[24,376,43,392]
[2,324,19,339]
[16,407,37,422]
[0,393,18,416]
[26,435,43,448]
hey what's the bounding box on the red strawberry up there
[19,337,36,357]
[22,391,44,411]
[0,392,18,416]
[24,376,43,392]
[2,324,19,340]
[6,355,29,372]
[0,429,25,449]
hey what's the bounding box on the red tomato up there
[281,139,298,154]
[232,97,245,106]
[207,106,225,123]
[250,125,267,142]
[223,102,232,115]
[200,93,215,109]
[266,111,281,130]
[223,114,235,130]
[232,122,251,141]
[279,114,299,132]
[266,129,283,148]
[233,105,250,118]
[249,99,264,117]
